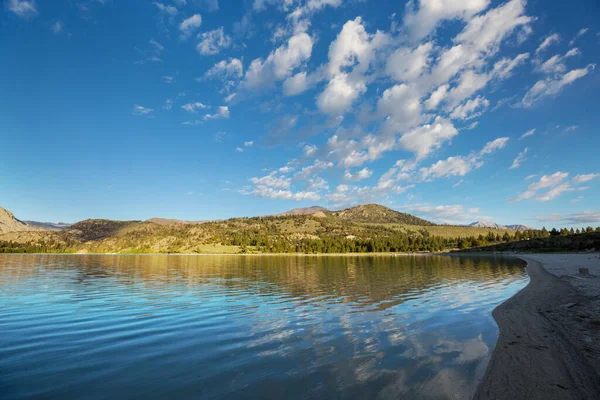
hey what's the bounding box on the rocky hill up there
[0,207,35,234]
[333,204,434,225]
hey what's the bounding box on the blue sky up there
[1,0,599,228]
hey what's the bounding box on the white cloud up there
[509,147,527,169]
[535,33,560,54]
[569,28,589,46]
[397,117,458,160]
[197,27,232,55]
[512,172,569,201]
[522,64,596,107]
[295,159,334,180]
[492,53,529,79]
[573,174,599,184]
[153,2,178,16]
[162,75,176,84]
[242,186,320,201]
[306,176,329,190]
[179,14,202,38]
[425,84,449,110]
[520,128,535,139]
[403,0,490,40]
[205,58,244,86]
[181,102,209,113]
[203,106,230,120]
[316,73,366,115]
[241,32,313,90]
[7,0,37,18]
[250,171,291,189]
[283,71,311,96]
[386,42,433,82]
[318,17,389,115]
[450,96,489,120]
[244,141,254,147]
[479,137,509,155]
[344,168,373,181]
[536,48,581,75]
[235,147,244,152]
[398,203,485,224]
[419,155,482,181]
[132,104,153,116]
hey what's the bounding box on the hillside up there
[0,203,560,254]
[333,204,434,225]
[0,207,35,234]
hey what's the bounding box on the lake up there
[0,254,527,399]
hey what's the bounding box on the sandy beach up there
[475,253,600,399]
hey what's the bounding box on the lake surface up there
[0,254,527,399]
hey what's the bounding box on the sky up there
[1,0,599,228]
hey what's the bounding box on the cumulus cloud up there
[197,27,232,55]
[203,106,230,120]
[181,102,209,113]
[344,168,373,181]
[205,58,243,80]
[179,14,202,38]
[450,96,490,120]
[241,32,313,91]
[403,0,490,40]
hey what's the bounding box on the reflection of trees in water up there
[0,255,525,309]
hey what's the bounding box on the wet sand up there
[475,254,600,400]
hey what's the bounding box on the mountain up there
[468,221,532,231]
[278,206,329,216]
[333,204,434,225]
[468,221,507,229]
[24,221,71,231]
[504,224,533,231]
[0,207,35,234]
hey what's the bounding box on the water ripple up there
[0,254,527,399]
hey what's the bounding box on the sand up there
[475,253,600,400]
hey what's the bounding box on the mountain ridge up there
[468,221,532,231]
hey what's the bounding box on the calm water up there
[0,254,527,399]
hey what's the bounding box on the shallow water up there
[0,254,527,399]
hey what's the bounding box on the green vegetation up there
[1,204,598,254]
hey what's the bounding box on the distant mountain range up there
[0,206,71,234]
[468,221,532,231]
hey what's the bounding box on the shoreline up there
[475,254,600,399]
